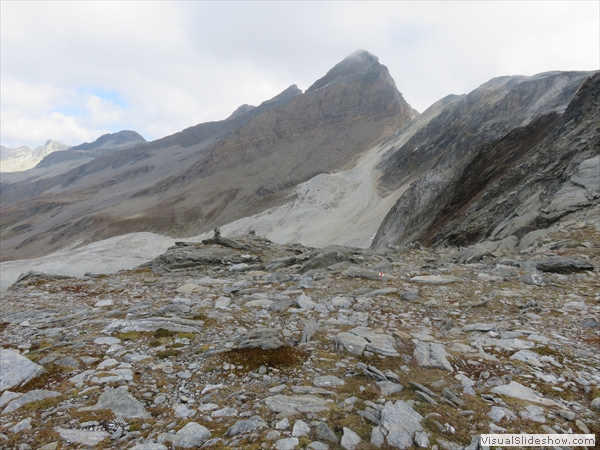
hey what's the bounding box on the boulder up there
[234,328,285,350]
[0,349,45,392]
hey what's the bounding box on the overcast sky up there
[2,1,599,149]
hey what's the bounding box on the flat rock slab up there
[235,328,284,349]
[130,444,169,450]
[490,381,559,406]
[0,348,45,392]
[313,375,345,387]
[79,387,150,419]
[378,380,404,396]
[225,416,268,436]
[103,317,203,334]
[535,258,594,273]
[409,275,461,285]
[375,400,424,449]
[291,386,335,396]
[335,332,367,355]
[343,265,396,281]
[335,327,399,357]
[413,341,453,372]
[55,427,109,446]
[2,389,61,414]
[463,323,497,332]
[265,395,332,414]
[350,327,399,357]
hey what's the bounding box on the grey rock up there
[364,287,398,297]
[341,427,362,450]
[401,289,420,301]
[93,336,121,345]
[79,387,150,419]
[291,386,335,396]
[558,409,576,421]
[173,404,196,419]
[343,265,394,280]
[415,391,438,405]
[225,416,268,436]
[535,258,594,273]
[335,332,367,355]
[8,417,32,433]
[235,328,284,349]
[458,240,502,264]
[488,406,516,422]
[408,381,437,397]
[413,341,453,372]
[54,427,109,446]
[510,349,543,366]
[103,317,203,334]
[414,430,430,448]
[275,417,290,430]
[441,388,464,406]
[215,296,231,309]
[2,389,61,414]
[211,406,237,417]
[409,275,461,284]
[292,419,311,437]
[377,380,404,396]
[275,437,299,450]
[265,395,331,413]
[350,327,399,356]
[463,323,497,332]
[519,404,546,423]
[129,444,169,450]
[313,375,345,388]
[314,422,338,443]
[591,397,600,411]
[296,294,316,310]
[490,381,559,406]
[0,391,23,408]
[358,363,387,381]
[307,442,329,450]
[172,422,211,448]
[378,400,423,449]
[0,348,45,391]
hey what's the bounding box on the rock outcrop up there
[373,71,599,249]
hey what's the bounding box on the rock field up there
[0,208,598,450]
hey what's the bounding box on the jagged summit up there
[226,104,256,120]
[306,49,383,92]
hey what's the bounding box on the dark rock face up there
[372,71,599,249]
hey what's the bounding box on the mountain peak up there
[306,49,382,92]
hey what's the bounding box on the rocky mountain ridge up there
[0,140,71,173]
[0,50,415,261]
[34,131,146,169]
[372,71,600,250]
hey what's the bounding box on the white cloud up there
[1,2,598,148]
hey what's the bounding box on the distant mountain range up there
[1,50,598,262]
[0,140,71,172]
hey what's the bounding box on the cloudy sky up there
[2,1,598,149]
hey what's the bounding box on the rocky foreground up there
[0,209,598,450]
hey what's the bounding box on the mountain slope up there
[372,71,599,248]
[0,50,415,261]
